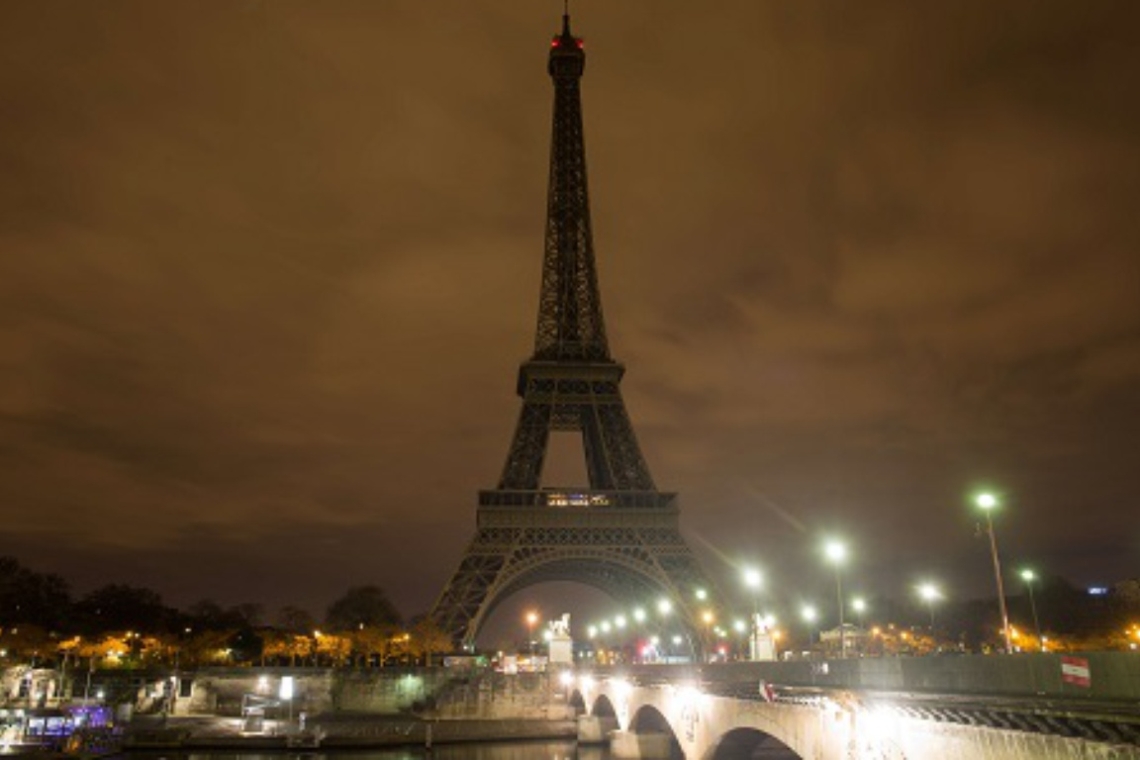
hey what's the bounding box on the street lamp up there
[801,604,818,645]
[743,567,763,661]
[851,597,867,653]
[824,539,848,657]
[525,611,539,655]
[918,583,942,629]
[975,492,1013,653]
[1020,569,1044,652]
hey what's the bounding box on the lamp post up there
[743,567,763,660]
[976,493,1013,653]
[918,583,941,630]
[1020,569,1044,651]
[824,540,848,657]
[851,597,867,655]
[525,611,539,656]
[801,605,818,646]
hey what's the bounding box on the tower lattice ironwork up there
[431,14,716,648]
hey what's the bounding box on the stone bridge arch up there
[629,704,684,758]
[591,692,618,720]
[706,727,804,759]
[583,678,827,760]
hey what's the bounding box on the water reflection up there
[128,742,609,760]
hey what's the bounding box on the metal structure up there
[431,14,716,648]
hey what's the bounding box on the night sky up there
[2,2,1138,641]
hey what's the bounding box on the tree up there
[348,623,401,667]
[227,627,264,665]
[0,556,72,630]
[325,586,401,632]
[185,600,262,631]
[0,624,54,664]
[314,631,351,666]
[277,605,316,635]
[74,584,171,635]
[408,618,452,667]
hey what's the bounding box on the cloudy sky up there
[2,1,1137,640]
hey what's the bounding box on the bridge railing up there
[583,652,1140,704]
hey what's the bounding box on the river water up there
[124,739,800,758]
[125,744,611,760]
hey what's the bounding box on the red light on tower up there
[551,38,560,48]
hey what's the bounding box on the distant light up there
[279,677,294,700]
[976,493,998,511]
[695,588,708,601]
[918,583,941,602]
[801,605,818,622]
[633,608,646,623]
[657,599,673,615]
[852,598,867,614]
[1088,587,1109,596]
[559,671,573,687]
[1020,569,1036,582]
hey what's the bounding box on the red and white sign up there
[1061,656,1091,687]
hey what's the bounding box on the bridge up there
[568,653,1140,759]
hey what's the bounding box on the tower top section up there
[532,11,610,363]
[548,14,585,78]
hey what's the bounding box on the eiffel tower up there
[431,13,716,648]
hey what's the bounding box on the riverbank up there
[124,714,577,751]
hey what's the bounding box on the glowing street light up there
[657,598,673,616]
[1020,569,1044,652]
[975,492,1013,653]
[801,604,818,644]
[918,583,942,629]
[525,611,539,654]
[824,539,848,657]
[743,567,763,592]
[742,566,765,661]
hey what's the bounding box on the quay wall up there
[188,667,575,720]
[2,666,576,722]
